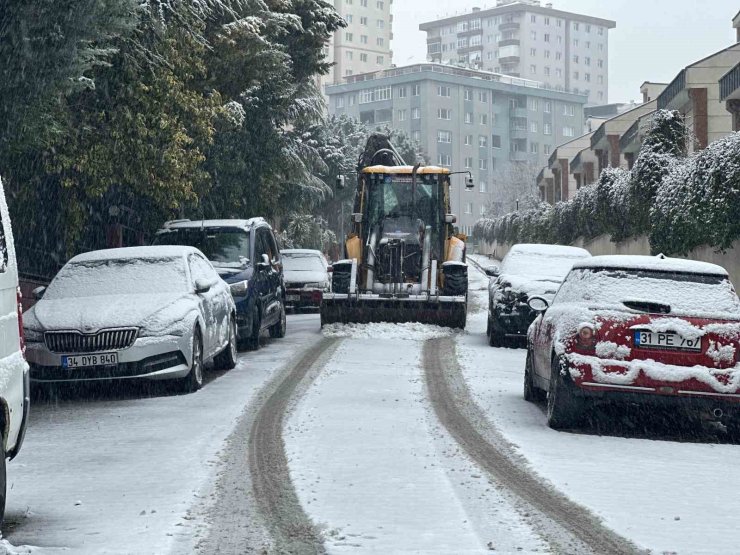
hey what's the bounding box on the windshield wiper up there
[622,300,671,314]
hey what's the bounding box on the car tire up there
[244,305,261,351]
[269,301,287,339]
[176,329,204,394]
[546,355,584,430]
[214,317,238,371]
[524,350,545,403]
[487,317,505,347]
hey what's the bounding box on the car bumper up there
[565,353,740,412]
[492,306,536,337]
[285,288,323,308]
[25,335,192,383]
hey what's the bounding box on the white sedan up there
[23,246,237,393]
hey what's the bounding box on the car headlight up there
[24,328,44,343]
[230,280,249,297]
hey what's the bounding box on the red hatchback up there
[525,255,740,431]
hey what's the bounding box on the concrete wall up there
[479,234,740,288]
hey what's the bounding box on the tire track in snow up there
[248,337,341,554]
[424,259,641,554]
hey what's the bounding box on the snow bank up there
[595,341,631,360]
[0,538,36,554]
[321,322,454,340]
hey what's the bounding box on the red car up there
[525,255,740,432]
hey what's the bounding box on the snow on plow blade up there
[320,294,467,329]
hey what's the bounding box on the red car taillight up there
[17,286,25,358]
[577,323,596,350]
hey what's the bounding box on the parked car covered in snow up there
[281,249,330,310]
[152,219,286,350]
[24,246,237,393]
[525,255,740,432]
[487,244,590,347]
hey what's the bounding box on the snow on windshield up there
[154,228,250,268]
[283,254,326,273]
[554,268,740,317]
[502,249,588,280]
[46,257,189,299]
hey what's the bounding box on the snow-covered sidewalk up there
[284,331,546,554]
[460,259,740,554]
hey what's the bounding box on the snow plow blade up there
[320,294,467,329]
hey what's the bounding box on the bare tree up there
[487,160,542,217]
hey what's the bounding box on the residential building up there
[538,132,593,202]
[720,61,740,131]
[589,101,657,172]
[734,9,740,42]
[321,0,394,92]
[657,42,740,151]
[326,63,587,234]
[640,81,668,103]
[419,1,615,105]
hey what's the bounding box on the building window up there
[530,31,537,40]
[377,55,384,64]
[573,54,579,63]
[529,98,539,111]
[530,64,536,74]
[465,202,473,214]
[345,32,353,41]
[413,85,421,96]
[360,0,367,4]
[360,53,367,62]
[348,95,355,106]
[464,134,473,146]
[573,71,579,80]
[398,86,407,98]
[544,49,550,58]
[491,135,501,148]
[480,114,488,125]
[438,108,452,120]
[377,37,384,46]
[530,48,536,56]
[479,91,488,102]
[335,96,344,108]
[437,130,452,143]
[573,22,580,31]
[530,121,538,133]
[531,14,536,23]
[437,86,451,97]
[555,68,562,77]
[598,91,604,100]
[555,51,562,61]
[597,75,604,84]
[412,107,421,119]
[346,14,353,23]
[544,101,552,113]
[557,35,562,45]
[479,159,488,170]
[584,73,591,82]
[465,157,473,168]
[437,154,452,167]
[361,16,367,25]
[464,89,473,101]
[361,35,368,44]
[464,112,473,124]
[563,126,575,137]
[563,104,575,116]
[543,123,552,135]
[573,39,579,47]
[598,59,604,68]
[377,20,384,29]
[544,66,550,76]
[544,17,550,25]
[598,26,604,36]
[398,109,407,121]
[412,130,421,142]
[376,0,384,8]
[479,135,488,148]
[556,19,562,27]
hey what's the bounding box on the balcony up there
[509,127,528,139]
[499,56,520,65]
[509,106,527,118]
[590,123,606,149]
[721,62,740,101]
[657,69,686,110]
[509,151,530,162]
[458,44,484,54]
[458,27,483,38]
[499,22,520,31]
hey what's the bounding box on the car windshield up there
[153,228,250,268]
[502,250,587,280]
[283,254,326,273]
[45,257,189,299]
[554,268,740,317]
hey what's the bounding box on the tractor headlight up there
[229,280,249,297]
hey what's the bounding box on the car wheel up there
[269,301,287,338]
[244,305,261,351]
[524,349,545,403]
[487,317,505,347]
[546,355,584,430]
[176,329,204,394]
[214,316,238,371]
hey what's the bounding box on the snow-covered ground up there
[462,256,740,554]
[284,329,547,553]
[2,314,322,554]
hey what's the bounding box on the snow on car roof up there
[161,218,266,230]
[70,246,199,263]
[508,244,591,258]
[281,249,324,256]
[573,255,729,276]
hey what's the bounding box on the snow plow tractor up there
[320,133,474,329]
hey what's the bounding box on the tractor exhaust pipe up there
[366,228,378,291]
[421,225,432,292]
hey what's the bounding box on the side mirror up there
[445,214,457,224]
[336,175,347,189]
[195,278,212,294]
[258,254,271,270]
[465,176,475,190]
[484,267,500,278]
[33,286,46,300]
[528,296,549,313]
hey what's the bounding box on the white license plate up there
[286,295,300,302]
[634,331,701,352]
[62,353,119,368]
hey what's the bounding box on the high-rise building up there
[321,0,394,93]
[326,63,587,234]
[420,1,615,105]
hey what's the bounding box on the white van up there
[0,177,30,522]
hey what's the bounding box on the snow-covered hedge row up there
[475,111,740,256]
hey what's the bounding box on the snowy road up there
[4,261,740,554]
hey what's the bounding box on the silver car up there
[23,246,237,393]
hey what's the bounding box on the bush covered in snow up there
[475,111,740,256]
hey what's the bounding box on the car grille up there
[44,328,139,354]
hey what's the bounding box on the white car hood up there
[284,270,328,286]
[31,292,194,333]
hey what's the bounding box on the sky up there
[391,0,740,103]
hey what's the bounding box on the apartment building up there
[420,1,615,105]
[321,0,394,93]
[326,63,586,234]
